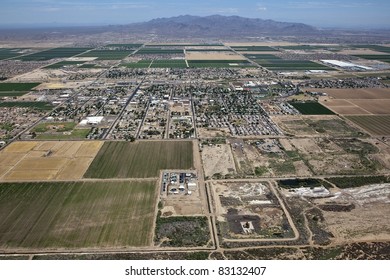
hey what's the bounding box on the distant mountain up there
[125,15,319,37]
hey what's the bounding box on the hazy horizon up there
[0,0,389,29]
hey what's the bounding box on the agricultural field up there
[0,141,103,181]
[123,60,187,68]
[105,43,143,49]
[232,46,277,51]
[320,88,390,99]
[346,116,390,136]
[78,50,134,60]
[17,48,91,61]
[0,83,40,94]
[353,55,390,63]
[0,48,26,60]
[0,180,157,248]
[258,59,334,71]
[136,48,184,55]
[0,101,53,110]
[352,45,390,53]
[43,60,89,69]
[188,60,253,68]
[288,102,335,115]
[84,141,194,178]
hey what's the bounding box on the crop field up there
[0,101,53,110]
[0,141,103,181]
[122,60,152,68]
[353,55,390,63]
[185,49,232,52]
[43,60,88,69]
[289,102,336,115]
[278,45,342,51]
[0,180,157,248]
[0,48,25,60]
[84,141,194,178]
[0,82,40,92]
[232,46,276,51]
[124,60,187,68]
[188,60,253,68]
[352,45,390,53]
[105,43,143,49]
[257,59,334,70]
[78,50,133,60]
[320,88,390,99]
[244,54,281,60]
[346,116,390,136]
[146,44,223,47]
[136,48,184,55]
[17,48,91,61]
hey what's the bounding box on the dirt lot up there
[0,141,103,181]
[211,181,293,239]
[201,144,236,178]
[348,99,390,115]
[197,127,231,138]
[320,184,390,242]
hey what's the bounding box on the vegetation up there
[43,61,88,69]
[78,50,133,60]
[289,102,335,115]
[0,181,157,248]
[0,82,40,92]
[33,122,76,133]
[278,178,332,189]
[326,176,390,189]
[19,48,91,61]
[35,128,91,140]
[0,48,25,60]
[155,214,210,247]
[84,141,194,178]
[0,101,53,110]
[188,60,253,68]
[257,60,333,70]
[232,46,276,51]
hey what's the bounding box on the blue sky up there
[0,0,389,28]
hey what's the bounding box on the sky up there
[0,0,389,29]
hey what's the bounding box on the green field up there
[43,60,88,69]
[84,141,194,178]
[0,101,53,110]
[32,122,90,140]
[136,48,184,55]
[257,60,333,70]
[0,48,26,60]
[78,50,133,60]
[353,55,390,63]
[0,181,157,248]
[105,44,143,49]
[188,60,253,68]
[244,54,281,60]
[326,176,390,189]
[346,115,390,136]
[231,46,276,51]
[289,102,336,115]
[17,48,91,61]
[352,45,390,53]
[0,82,40,92]
[123,60,187,68]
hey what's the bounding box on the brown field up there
[348,100,390,115]
[338,49,388,55]
[346,116,390,136]
[324,105,371,115]
[185,52,244,61]
[319,88,390,99]
[0,141,103,181]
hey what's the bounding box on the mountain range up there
[126,15,319,37]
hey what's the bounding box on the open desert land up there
[0,180,158,249]
[201,144,236,178]
[271,115,366,137]
[0,141,103,181]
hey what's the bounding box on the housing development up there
[0,33,390,260]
